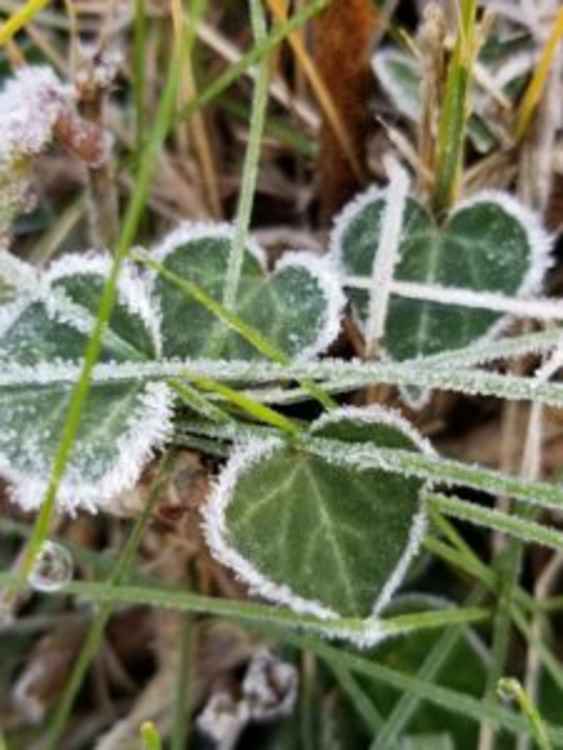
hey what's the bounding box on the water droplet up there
[28,541,73,592]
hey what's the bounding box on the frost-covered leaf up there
[373,48,512,155]
[46,254,161,360]
[149,223,344,361]
[203,406,431,640]
[331,188,552,362]
[0,254,172,512]
[373,49,421,122]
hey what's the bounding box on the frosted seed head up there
[242,649,298,722]
[196,690,250,748]
[74,43,123,98]
[28,541,74,593]
[53,110,113,168]
[0,66,69,169]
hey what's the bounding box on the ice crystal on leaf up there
[202,405,432,645]
[0,222,342,513]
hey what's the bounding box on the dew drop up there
[28,541,73,592]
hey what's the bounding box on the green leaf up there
[46,254,160,360]
[203,406,432,642]
[0,254,172,513]
[373,48,509,155]
[331,188,552,362]
[373,48,421,122]
[150,223,343,361]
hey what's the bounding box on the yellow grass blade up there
[266,0,363,180]
[0,0,51,46]
[515,8,563,142]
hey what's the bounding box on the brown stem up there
[313,0,380,221]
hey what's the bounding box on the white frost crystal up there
[0,66,70,229]
[0,65,69,169]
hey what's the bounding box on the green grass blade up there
[0,0,50,44]
[175,0,330,126]
[223,0,270,309]
[134,251,335,410]
[186,374,303,437]
[170,378,233,424]
[370,588,486,750]
[498,678,553,750]
[327,661,384,734]
[171,614,194,750]
[432,0,477,215]
[290,635,563,746]
[426,493,563,552]
[183,419,563,515]
[13,15,186,595]
[0,572,489,645]
[45,457,174,749]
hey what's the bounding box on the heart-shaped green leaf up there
[0,253,172,513]
[149,223,344,361]
[203,406,432,638]
[331,188,552,362]
[0,220,344,513]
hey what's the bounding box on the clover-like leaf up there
[203,406,432,641]
[373,48,518,155]
[0,253,172,513]
[331,188,552,363]
[149,223,344,361]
